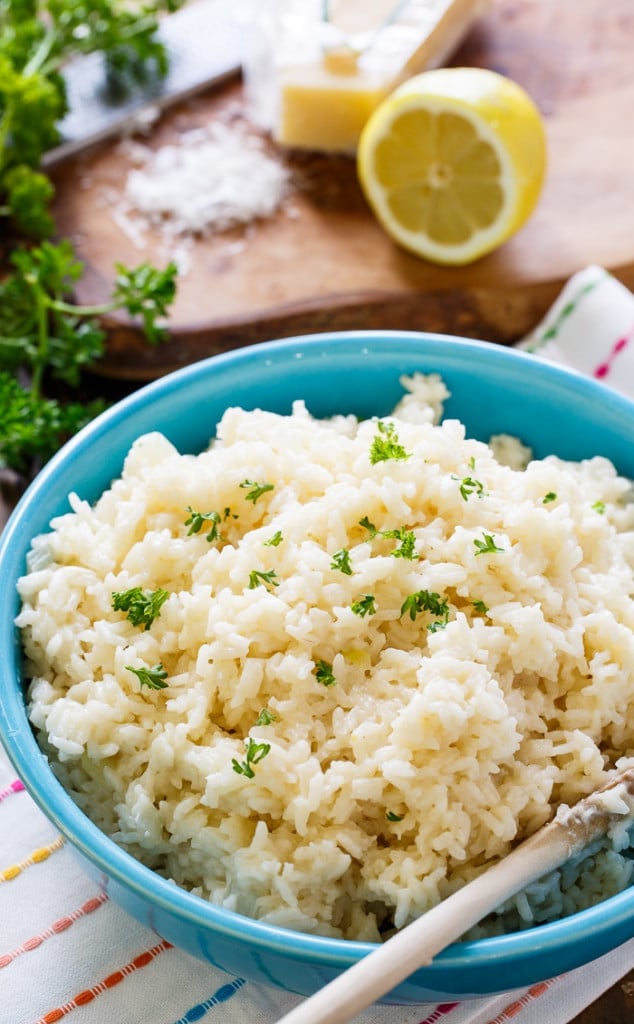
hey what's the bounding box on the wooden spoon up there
[275,766,634,1024]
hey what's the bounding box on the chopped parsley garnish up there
[592,500,606,514]
[255,707,278,727]
[232,738,271,779]
[264,530,283,547]
[382,527,417,560]
[314,659,336,687]
[400,590,449,629]
[386,811,403,822]
[112,587,169,630]
[543,492,557,504]
[369,421,412,465]
[126,663,168,690]
[248,569,279,590]
[455,475,485,501]
[351,594,377,617]
[359,520,417,559]
[359,516,378,538]
[473,532,505,556]
[472,599,489,614]
[185,507,223,543]
[331,548,353,575]
[240,479,274,504]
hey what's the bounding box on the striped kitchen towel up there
[518,264,634,395]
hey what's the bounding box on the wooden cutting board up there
[50,0,634,380]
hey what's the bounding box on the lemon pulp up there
[357,67,547,265]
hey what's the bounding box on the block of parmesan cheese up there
[273,0,491,153]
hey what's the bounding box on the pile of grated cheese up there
[120,119,290,237]
[104,116,293,274]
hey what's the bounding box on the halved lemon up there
[357,67,547,266]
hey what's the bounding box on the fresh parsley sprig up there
[358,519,417,559]
[454,474,485,501]
[314,659,336,687]
[185,505,236,542]
[400,589,449,630]
[232,738,271,779]
[0,0,183,237]
[381,526,416,560]
[240,479,274,504]
[264,530,283,547]
[255,707,278,727]
[0,240,178,474]
[0,371,104,473]
[369,420,411,465]
[351,594,376,617]
[331,548,353,575]
[112,587,169,630]
[0,2,180,478]
[248,569,279,590]
[126,662,168,690]
[473,532,505,556]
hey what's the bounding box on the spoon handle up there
[275,767,634,1024]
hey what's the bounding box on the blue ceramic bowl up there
[2,331,634,1003]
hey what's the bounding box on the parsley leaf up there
[0,3,180,476]
[359,516,378,538]
[314,659,336,687]
[400,590,449,628]
[473,533,505,556]
[264,530,283,547]
[543,492,557,504]
[0,371,105,473]
[358,520,416,559]
[184,507,223,543]
[126,663,168,690]
[240,479,274,504]
[255,707,278,726]
[331,548,353,575]
[111,262,176,345]
[351,594,376,617]
[112,587,169,629]
[386,811,403,822]
[369,421,411,465]
[248,569,279,590]
[0,241,178,474]
[232,738,271,779]
[454,475,485,501]
[1,0,181,238]
[382,527,417,560]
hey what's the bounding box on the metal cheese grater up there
[44,0,243,167]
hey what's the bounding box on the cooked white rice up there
[17,374,634,940]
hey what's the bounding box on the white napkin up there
[2,266,634,1024]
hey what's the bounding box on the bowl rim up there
[7,720,634,974]
[2,328,634,976]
